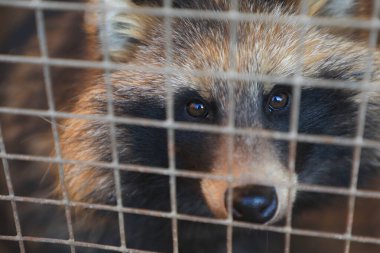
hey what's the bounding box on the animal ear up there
[306,0,357,17]
[86,0,160,59]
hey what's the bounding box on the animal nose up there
[226,185,278,223]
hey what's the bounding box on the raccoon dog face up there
[61,0,380,252]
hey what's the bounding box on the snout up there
[201,165,297,224]
[227,185,278,224]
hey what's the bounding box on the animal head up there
[62,0,380,230]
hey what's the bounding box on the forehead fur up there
[115,18,375,93]
[104,0,379,105]
[172,0,294,11]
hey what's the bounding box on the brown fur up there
[61,0,380,211]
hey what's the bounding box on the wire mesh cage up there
[1,0,380,253]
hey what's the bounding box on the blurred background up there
[0,1,91,252]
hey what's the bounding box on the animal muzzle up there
[201,163,297,224]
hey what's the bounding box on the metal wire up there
[283,1,310,251]
[97,0,128,251]
[0,127,25,253]
[344,1,380,253]
[226,1,239,252]
[1,0,380,30]
[1,107,380,149]
[33,1,76,252]
[162,0,179,251]
[2,193,380,247]
[1,0,380,253]
[1,54,380,93]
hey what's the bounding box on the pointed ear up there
[306,0,357,17]
[86,0,160,59]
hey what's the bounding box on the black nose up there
[226,185,278,224]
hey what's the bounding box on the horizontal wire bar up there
[1,151,380,201]
[1,54,380,93]
[1,107,380,150]
[0,0,380,30]
[1,195,380,248]
[0,235,159,253]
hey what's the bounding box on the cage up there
[1,0,380,253]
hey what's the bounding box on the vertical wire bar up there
[283,1,309,252]
[344,1,380,252]
[226,1,239,253]
[98,1,127,251]
[162,0,179,252]
[0,126,25,253]
[33,1,76,252]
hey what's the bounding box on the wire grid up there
[0,0,380,253]
[162,0,179,252]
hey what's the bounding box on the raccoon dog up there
[60,0,380,252]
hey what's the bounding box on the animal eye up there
[267,91,290,111]
[186,100,208,118]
